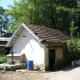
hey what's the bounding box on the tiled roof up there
[26,24,70,43]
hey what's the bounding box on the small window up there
[22,36,27,37]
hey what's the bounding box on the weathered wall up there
[56,47,63,61]
[44,43,63,70]
[0,41,8,54]
[55,47,63,66]
[7,54,25,63]
[12,28,45,69]
[44,44,49,70]
[0,46,5,54]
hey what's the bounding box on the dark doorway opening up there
[49,49,55,70]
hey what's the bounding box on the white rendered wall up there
[13,28,45,65]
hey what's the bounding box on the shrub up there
[0,55,7,63]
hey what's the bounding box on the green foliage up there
[70,21,78,38]
[67,21,80,53]
[74,0,80,33]
[0,6,9,29]
[4,0,78,35]
[0,54,7,63]
[0,6,11,37]
[67,39,80,52]
[4,0,31,31]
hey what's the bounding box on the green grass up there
[0,55,7,63]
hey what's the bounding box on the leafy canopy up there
[0,6,10,37]
[67,21,80,53]
[4,0,78,35]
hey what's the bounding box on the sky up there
[0,0,19,9]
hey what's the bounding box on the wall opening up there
[49,49,55,70]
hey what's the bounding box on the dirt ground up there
[0,66,80,80]
[0,70,47,80]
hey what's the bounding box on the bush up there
[0,55,7,63]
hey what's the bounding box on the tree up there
[74,0,80,33]
[4,0,30,31]
[0,6,10,37]
[67,21,80,53]
[5,0,78,35]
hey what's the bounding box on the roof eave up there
[6,23,42,47]
[22,23,41,43]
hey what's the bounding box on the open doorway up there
[49,49,55,70]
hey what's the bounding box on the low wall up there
[7,54,25,63]
[0,63,26,71]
